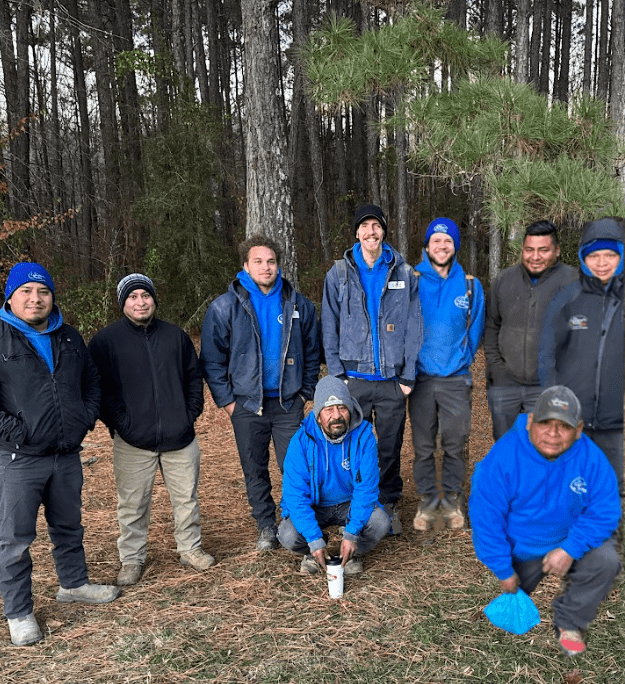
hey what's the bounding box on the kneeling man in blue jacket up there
[278,375,390,576]
[469,386,621,657]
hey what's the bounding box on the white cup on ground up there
[326,556,344,599]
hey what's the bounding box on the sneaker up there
[56,582,121,604]
[556,626,586,657]
[7,612,43,646]
[256,526,279,551]
[180,548,216,571]
[344,555,363,576]
[300,554,321,575]
[117,563,143,586]
[413,495,440,531]
[383,502,403,535]
[441,493,465,530]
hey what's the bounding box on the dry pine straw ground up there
[0,350,622,683]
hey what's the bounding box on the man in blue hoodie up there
[0,263,120,647]
[469,386,621,657]
[278,375,390,575]
[410,218,485,532]
[322,205,422,535]
[540,216,624,496]
[201,235,320,551]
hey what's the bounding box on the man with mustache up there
[278,375,390,575]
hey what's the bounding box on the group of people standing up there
[0,207,622,658]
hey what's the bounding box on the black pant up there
[346,378,406,505]
[230,395,305,529]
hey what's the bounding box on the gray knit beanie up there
[313,375,355,421]
[117,273,158,309]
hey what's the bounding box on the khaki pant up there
[113,434,203,564]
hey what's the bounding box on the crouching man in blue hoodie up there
[278,375,390,576]
[469,386,621,658]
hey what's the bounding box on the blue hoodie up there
[237,269,283,395]
[415,252,485,377]
[469,414,620,581]
[281,404,380,551]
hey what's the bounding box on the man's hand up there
[339,539,357,566]
[223,402,236,417]
[499,572,520,594]
[542,548,574,577]
[399,383,412,396]
[312,548,329,571]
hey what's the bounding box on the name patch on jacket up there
[568,315,588,330]
[388,281,405,289]
[570,477,587,494]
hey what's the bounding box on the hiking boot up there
[56,582,121,604]
[300,554,321,575]
[556,626,586,657]
[256,526,279,551]
[7,612,43,646]
[441,493,465,530]
[344,555,363,576]
[413,495,440,531]
[180,548,216,571]
[383,502,403,535]
[117,563,143,586]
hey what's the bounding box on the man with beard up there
[410,218,485,532]
[321,204,422,535]
[484,220,577,441]
[278,375,390,575]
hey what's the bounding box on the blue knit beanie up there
[580,239,620,260]
[424,218,461,253]
[5,262,55,301]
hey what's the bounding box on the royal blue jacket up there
[415,252,485,377]
[281,407,380,552]
[201,277,320,414]
[539,218,624,430]
[321,244,422,384]
[469,414,620,581]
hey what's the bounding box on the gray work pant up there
[113,434,203,564]
[514,535,621,632]
[584,428,624,497]
[278,502,390,556]
[487,383,543,441]
[409,374,472,498]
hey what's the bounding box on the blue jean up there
[487,383,543,441]
[230,395,305,529]
[278,502,390,555]
[346,377,406,505]
[0,451,88,618]
[409,374,472,498]
[514,535,621,631]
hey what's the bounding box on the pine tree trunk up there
[241,0,298,285]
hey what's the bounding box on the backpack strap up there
[335,259,348,303]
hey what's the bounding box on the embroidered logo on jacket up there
[568,315,588,330]
[570,477,587,494]
[455,294,469,310]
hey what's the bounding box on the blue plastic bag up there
[484,589,540,635]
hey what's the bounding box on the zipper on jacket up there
[143,326,164,447]
[278,295,295,409]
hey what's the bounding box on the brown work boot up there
[441,493,465,529]
[117,563,143,586]
[413,495,440,531]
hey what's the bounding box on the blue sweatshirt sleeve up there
[281,431,326,551]
[468,447,516,580]
[468,278,485,359]
[561,453,621,559]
